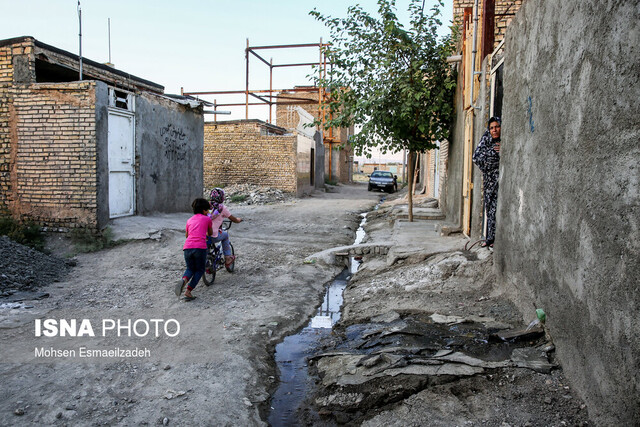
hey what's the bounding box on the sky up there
[1,0,454,163]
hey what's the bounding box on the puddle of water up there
[268,208,375,425]
[268,271,349,426]
[350,213,368,274]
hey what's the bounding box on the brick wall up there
[0,38,36,215]
[2,81,99,230]
[453,0,524,48]
[276,91,321,129]
[204,121,297,193]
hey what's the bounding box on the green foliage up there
[230,194,248,203]
[69,226,117,253]
[310,0,457,156]
[0,215,45,251]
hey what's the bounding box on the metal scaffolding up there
[182,39,330,127]
[182,39,341,178]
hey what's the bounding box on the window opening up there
[109,87,135,112]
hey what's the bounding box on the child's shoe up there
[175,278,186,296]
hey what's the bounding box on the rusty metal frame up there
[182,39,344,179]
[182,39,330,125]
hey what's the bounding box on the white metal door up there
[108,110,135,218]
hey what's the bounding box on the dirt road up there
[0,184,379,425]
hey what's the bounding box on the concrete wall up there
[135,92,204,214]
[94,82,109,228]
[276,92,353,184]
[292,107,317,195]
[314,131,325,190]
[295,133,314,196]
[442,74,465,225]
[496,0,640,424]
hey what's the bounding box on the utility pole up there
[78,1,83,80]
[108,18,112,65]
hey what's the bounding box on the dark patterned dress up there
[472,129,500,244]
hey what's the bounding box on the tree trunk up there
[408,151,414,222]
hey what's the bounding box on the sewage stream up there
[267,212,369,426]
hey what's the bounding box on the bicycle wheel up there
[225,243,235,273]
[202,252,217,286]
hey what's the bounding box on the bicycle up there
[202,219,235,286]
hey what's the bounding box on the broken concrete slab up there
[434,351,510,369]
[511,348,556,374]
[495,324,545,342]
[430,313,468,325]
[316,353,485,388]
[370,311,401,324]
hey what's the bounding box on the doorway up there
[108,110,135,218]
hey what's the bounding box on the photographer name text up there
[35,346,151,358]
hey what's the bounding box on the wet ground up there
[268,270,348,425]
[291,195,590,426]
[0,186,591,425]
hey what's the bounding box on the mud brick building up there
[204,118,318,196]
[0,36,204,231]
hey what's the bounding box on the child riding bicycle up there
[175,198,213,301]
[208,188,242,269]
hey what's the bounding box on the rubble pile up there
[205,184,295,205]
[0,236,69,297]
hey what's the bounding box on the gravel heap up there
[0,236,70,297]
[205,184,295,205]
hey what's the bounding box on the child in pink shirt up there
[175,198,213,301]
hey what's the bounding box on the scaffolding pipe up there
[184,87,321,96]
[470,0,481,109]
[245,38,250,119]
[249,42,325,50]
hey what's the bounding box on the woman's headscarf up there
[472,117,501,174]
[209,188,225,213]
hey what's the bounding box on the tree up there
[311,0,457,220]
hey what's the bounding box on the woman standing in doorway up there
[472,117,501,247]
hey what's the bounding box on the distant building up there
[203,118,319,196]
[361,163,401,176]
[276,89,353,185]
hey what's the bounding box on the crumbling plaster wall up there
[135,92,204,214]
[496,0,640,424]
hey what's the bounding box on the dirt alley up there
[0,184,377,425]
[0,183,590,426]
